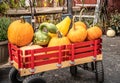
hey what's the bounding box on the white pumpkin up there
[106,28,116,37]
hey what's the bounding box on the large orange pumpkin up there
[87,26,102,40]
[8,18,34,46]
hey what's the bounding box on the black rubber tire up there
[91,62,95,71]
[9,67,24,83]
[70,65,77,77]
[23,74,46,83]
[95,61,104,83]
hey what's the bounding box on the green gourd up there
[33,22,57,45]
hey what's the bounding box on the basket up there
[0,40,8,64]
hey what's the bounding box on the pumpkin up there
[74,8,87,29]
[48,31,71,47]
[74,21,87,29]
[87,26,102,40]
[106,28,116,37]
[67,23,87,43]
[20,45,43,52]
[8,17,34,46]
[20,45,44,57]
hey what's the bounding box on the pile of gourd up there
[7,16,102,49]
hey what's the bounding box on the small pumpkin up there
[8,17,34,46]
[67,16,87,43]
[67,25,87,43]
[106,28,116,37]
[74,8,87,29]
[87,26,102,40]
[74,21,87,29]
[48,31,71,47]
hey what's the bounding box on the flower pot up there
[0,40,8,64]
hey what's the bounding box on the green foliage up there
[19,0,25,7]
[10,0,19,9]
[0,17,11,41]
[110,10,120,26]
[0,1,10,14]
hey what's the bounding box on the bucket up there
[0,40,8,64]
[23,16,32,24]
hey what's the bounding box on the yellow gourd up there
[49,16,71,37]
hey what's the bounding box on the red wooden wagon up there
[8,0,104,83]
[8,38,104,83]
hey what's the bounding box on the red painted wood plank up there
[74,51,94,59]
[75,46,94,54]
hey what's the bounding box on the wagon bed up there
[8,38,102,76]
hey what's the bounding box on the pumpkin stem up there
[79,8,85,21]
[57,31,62,38]
[72,16,76,30]
[20,16,25,23]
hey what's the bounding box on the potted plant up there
[0,16,11,64]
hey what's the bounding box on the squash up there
[33,22,57,46]
[87,26,102,40]
[20,45,44,57]
[67,25,87,43]
[56,16,71,36]
[49,16,71,37]
[48,31,71,47]
[106,28,116,37]
[74,21,87,29]
[8,17,34,46]
[67,16,87,43]
[20,45,43,52]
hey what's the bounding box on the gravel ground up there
[0,35,120,83]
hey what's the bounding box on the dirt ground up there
[0,35,120,83]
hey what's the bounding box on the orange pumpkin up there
[73,8,87,29]
[48,31,71,47]
[8,17,34,46]
[67,25,87,43]
[74,21,87,29]
[87,26,102,40]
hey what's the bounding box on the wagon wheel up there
[70,65,77,77]
[9,67,25,83]
[95,61,104,83]
[91,62,95,71]
[23,73,46,83]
